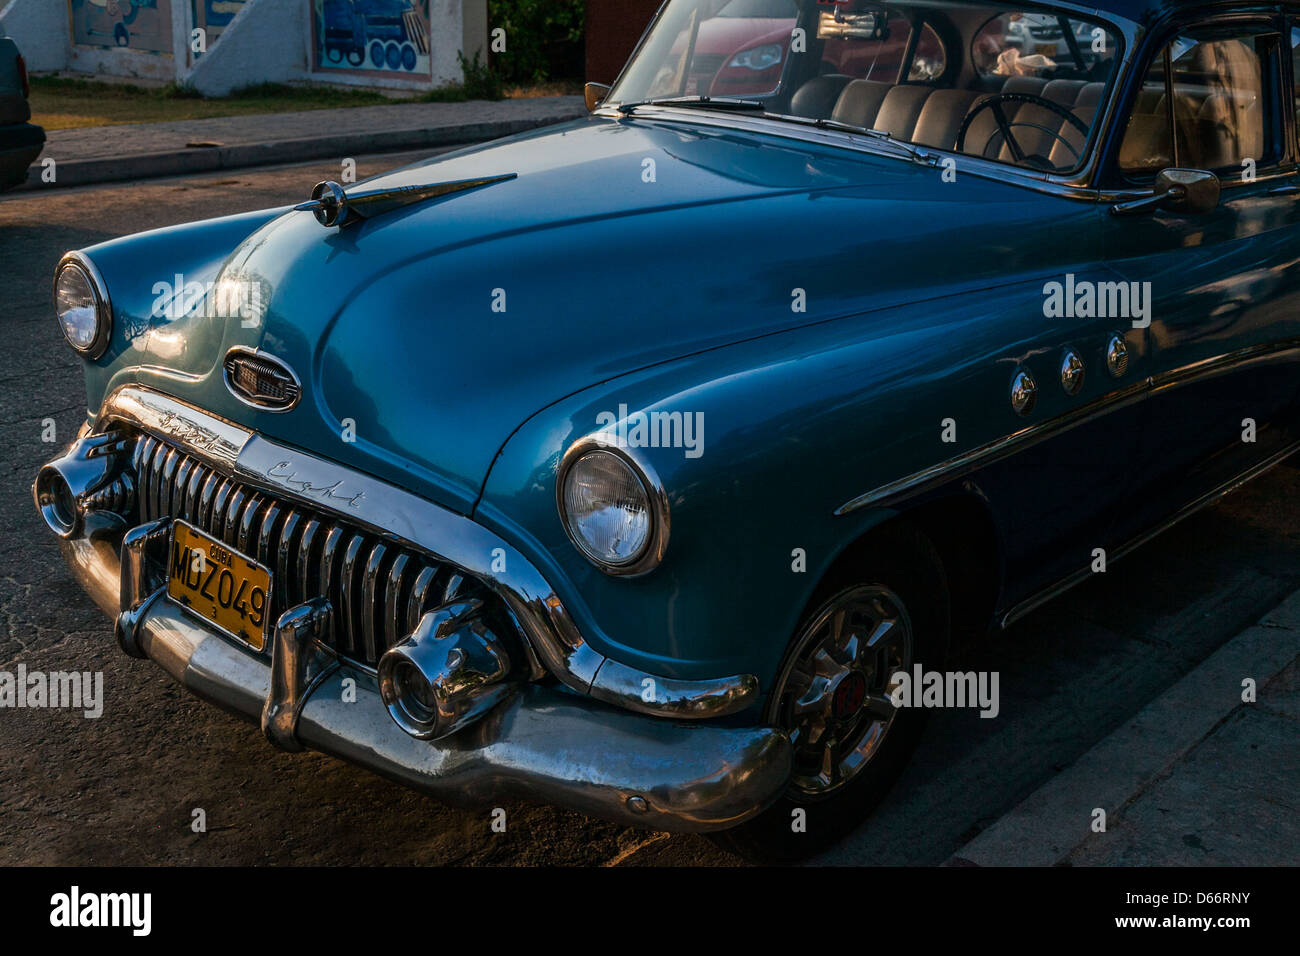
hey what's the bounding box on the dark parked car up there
[35,0,1300,860]
[0,34,42,190]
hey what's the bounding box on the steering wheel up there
[955,92,1090,172]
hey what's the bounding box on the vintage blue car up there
[34,0,1300,859]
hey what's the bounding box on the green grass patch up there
[29,68,567,131]
[29,76,395,130]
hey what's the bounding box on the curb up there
[20,115,577,190]
[946,588,1300,867]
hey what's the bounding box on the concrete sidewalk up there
[23,95,586,189]
[949,589,1300,866]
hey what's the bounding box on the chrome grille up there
[132,432,482,669]
[691,54,726,77]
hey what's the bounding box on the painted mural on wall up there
[68,0,174,56]
[191,0,249,58]
[311,0,432,77]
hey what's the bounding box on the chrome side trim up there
[837,379,1147,515]
[1000,436,1300,627]
[94,386,756,720]
[837,341,1300,516]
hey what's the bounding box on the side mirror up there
[1110,168,1221,217]
[585,82,611,112]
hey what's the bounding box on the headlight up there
[558,441,669,576]
[728,43,783,71]
[53,253,111,359]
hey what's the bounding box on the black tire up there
[709,521,950,863]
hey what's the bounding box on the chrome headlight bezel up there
[53,251,112,360]
[556,435,670,577]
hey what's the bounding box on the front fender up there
[474,281,1042,690]
[76,206,291,421]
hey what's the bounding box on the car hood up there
[138,114,1068,511]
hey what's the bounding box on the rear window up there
[972,12,1117,82]
[819,12,947,83]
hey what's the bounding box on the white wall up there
[187,0,307,96]
[0,0,71,72]
[0,0,486,94]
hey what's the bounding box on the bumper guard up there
[65,520,791,832]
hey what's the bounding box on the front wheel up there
[710,524,950,862]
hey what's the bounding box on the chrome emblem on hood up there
[223,348,302,412]
[294,173,518,228]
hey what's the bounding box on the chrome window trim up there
[54,251,114,361]
[93,385,755,720]
[835,338,1300,516]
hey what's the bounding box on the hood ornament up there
[294,173,517,228]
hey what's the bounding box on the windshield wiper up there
[613,98,939,168]
[617,96,768,115]
[761,112,941,167]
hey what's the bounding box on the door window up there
[1290,26,1300,139]
[1119,29,1280,176]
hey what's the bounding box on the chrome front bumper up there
[59,526,792,832]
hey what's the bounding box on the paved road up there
[1,152,1298,866]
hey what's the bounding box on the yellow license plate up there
[167,520,272,651]
[1034,42,1059,56]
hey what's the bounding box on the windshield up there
[609,0,1121,174]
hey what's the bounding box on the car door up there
[1099,9,1300,545]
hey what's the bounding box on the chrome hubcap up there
[769,585,913,797]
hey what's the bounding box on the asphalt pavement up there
[1,150,1297,866]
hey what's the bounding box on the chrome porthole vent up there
[1010,367,1037,416]
[1060,348,1085,396]
[1106,334,1129,378]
